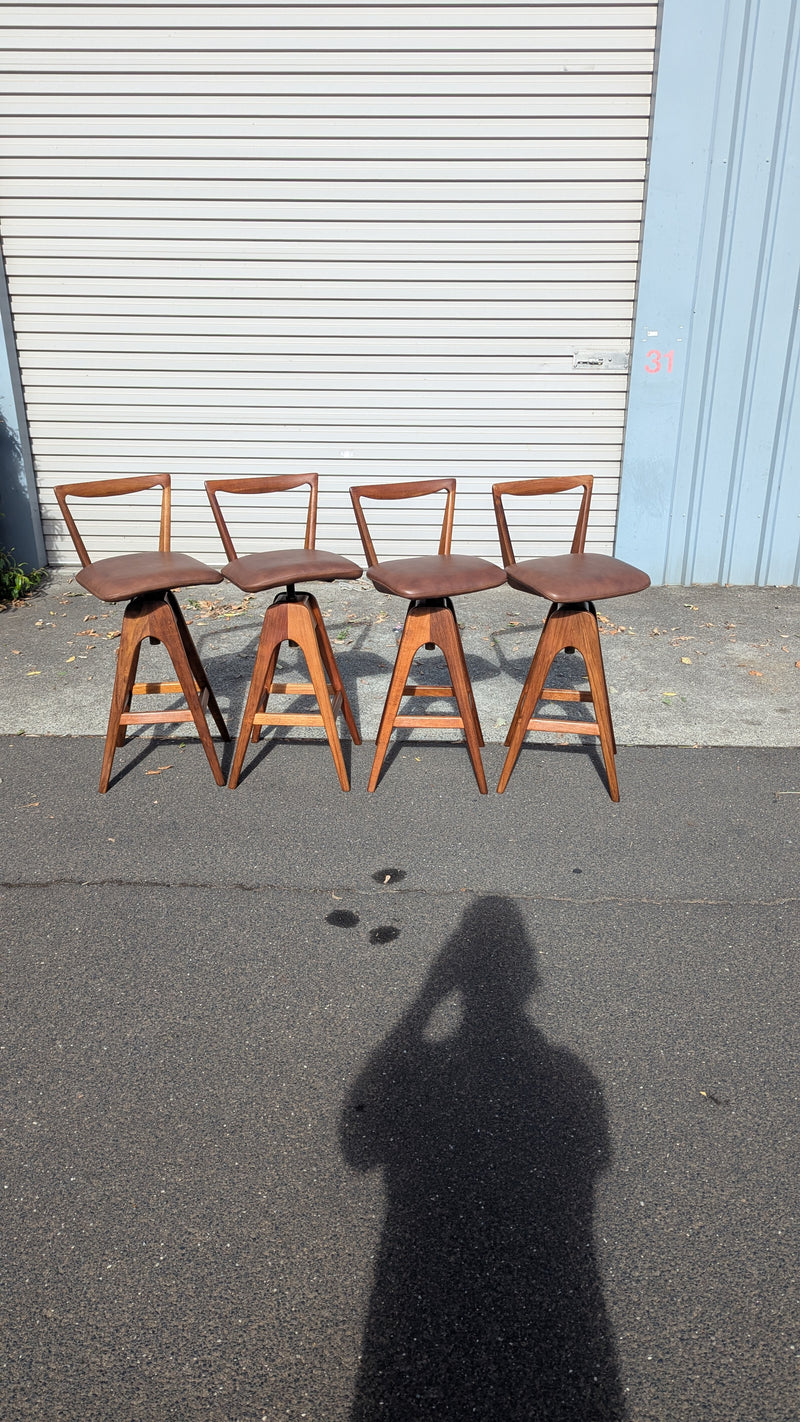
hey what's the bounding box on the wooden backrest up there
[204,473,318,562]
[54,474,171,567]
[349,478,457,566]
[492,476,593,567]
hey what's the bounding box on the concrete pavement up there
[1,573,799,1421]
[2,571,799,745]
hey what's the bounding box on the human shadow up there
[339,897,627,1421]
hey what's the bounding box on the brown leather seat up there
[54,474,229,792]
[506,551,651,605]
[493,476,651,801]
[365,553,507,602]
[350,478,506,793]
[219,546,361,595]
[205,474,362,790]
[76,550,223,604]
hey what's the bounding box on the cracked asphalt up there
[2,575,799,1421]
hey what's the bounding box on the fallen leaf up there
[83,614,97,622]
[26,670,41,676]
[681,657,692,664]
[748,669,763,677]
[66,656,75,663]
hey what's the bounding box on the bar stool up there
[205,474,362,790]
[54,474,230,792]
[493,475,650,801]
[349,477,506,793]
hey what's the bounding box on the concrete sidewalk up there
[1,570,798,746]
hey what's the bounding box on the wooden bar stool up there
[493,476,650,801]
[54,474,230,792]
[350,478,506,793]
[205,474,362,790]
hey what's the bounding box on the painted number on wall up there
[645,349,674,373]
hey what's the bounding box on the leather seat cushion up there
[507,552,650,604]
[222,547,363,593]
[76,551,223,603]
[367,553,506,600]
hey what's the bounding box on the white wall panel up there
[0,1,656,565]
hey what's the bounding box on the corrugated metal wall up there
[0,2,656,567]
[616,0,800,586]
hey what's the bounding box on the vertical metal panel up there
[616,0,800,586]
[0,245,45,569]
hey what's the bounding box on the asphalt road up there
[2,736,798,1421]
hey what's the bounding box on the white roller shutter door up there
[0,3,657,565]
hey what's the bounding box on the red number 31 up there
[645,349,674,374]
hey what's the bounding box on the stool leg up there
[251,645,281,744]
[368,606,429,792]
[309,595,361,746]
[99,602,148,792]
[286,601,351,791]
[442,598,484,748]
[368,601,487,794]
[230,595,354,790]
[167,591,229,741]
[99,594,226,792]
[578,608,619,802]
[497,606,563,793]
[115,637,142,749]
[150,599,226,787]
[229,604,286,787]
[429,603,488,793]
[499,602,620,801]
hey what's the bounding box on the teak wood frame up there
[55,475,229,792]
[493,475,620,801]
[350,478,488,794]
[205,474,360,791]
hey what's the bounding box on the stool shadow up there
[340,896,627,1421]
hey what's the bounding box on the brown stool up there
[492,476,650,801]
[350,478,506,793]
[205,474,362,790]
[54,474,230,792]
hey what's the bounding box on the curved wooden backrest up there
[349,477,457,566]
[54,473,171,567]
[204,473,318,562]
[492,476,593,567]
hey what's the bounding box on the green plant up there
[0,546,45,603]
